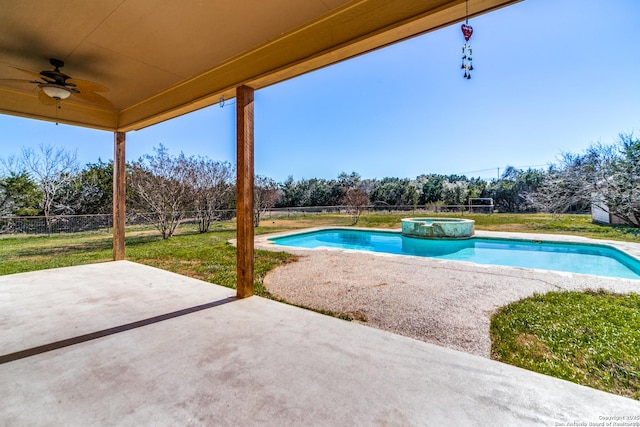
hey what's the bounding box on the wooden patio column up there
[113,131,126,261]
[236,85,255,298]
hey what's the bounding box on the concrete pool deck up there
[257,228,640,356]
[1,260,638,425]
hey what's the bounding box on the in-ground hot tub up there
[401,218,475,239]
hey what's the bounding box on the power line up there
[453,168,498,175]
[454,164,549,177]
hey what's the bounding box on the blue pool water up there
[269,229,640,280]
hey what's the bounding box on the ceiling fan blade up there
[0,78,36,84]
[38,90,58,105]
[67,78,108,93]
[0,79,40,92]
[11,66,53,82]
[72,90,112,107]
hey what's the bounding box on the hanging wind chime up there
[461,0,473,79]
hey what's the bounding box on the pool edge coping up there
[249,226,640,282]
[255,226,640,259]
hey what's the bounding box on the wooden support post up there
[113,131,126,261]
[236,85,255,298]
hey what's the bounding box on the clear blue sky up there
[1,0,638,182]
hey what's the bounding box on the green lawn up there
[0,222,296,296]
[0,231,114,275]
[1,212,640,399]
[491,290,640,400]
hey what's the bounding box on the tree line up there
[1,133,638,237]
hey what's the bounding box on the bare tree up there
[13,145,78,231]
[527,135,640,224]
[187,157,234,233]
[254,175,279,227]
[342,188,369,225]
[129,145,191,239]
[527,167,578,215]
[591,134,640,226]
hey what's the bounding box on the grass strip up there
[490,290,640,399]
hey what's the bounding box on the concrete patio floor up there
[1,261,638,426]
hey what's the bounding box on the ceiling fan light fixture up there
[40,84,71,100]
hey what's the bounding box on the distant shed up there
[591,203,622,224]
[591,201,636,225]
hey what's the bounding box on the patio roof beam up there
[235,85,255,298]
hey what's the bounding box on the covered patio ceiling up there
[1,0,519,132]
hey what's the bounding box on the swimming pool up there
[269,229,640,280]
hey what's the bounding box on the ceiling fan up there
[3,58,111,107]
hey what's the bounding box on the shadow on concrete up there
[0,297,236,365]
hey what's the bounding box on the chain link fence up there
[0,214,113,235]
[0,210,237,235]
[0,205,491,235]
